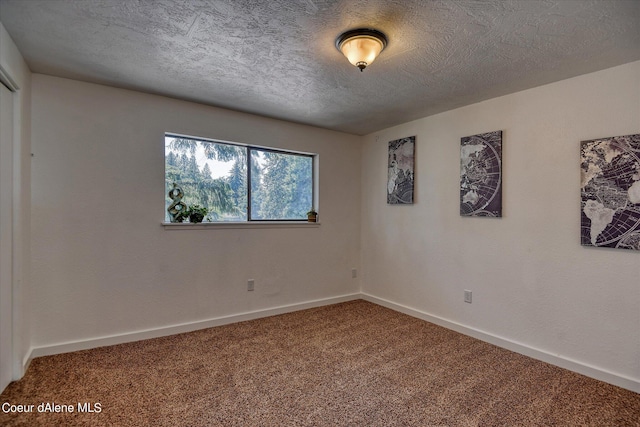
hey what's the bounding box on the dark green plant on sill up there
[184,204,209,223]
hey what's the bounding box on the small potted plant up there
[185,204,208,223]
[307,208,318,222]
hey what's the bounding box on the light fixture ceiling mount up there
[335,28,388,72]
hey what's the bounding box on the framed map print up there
[388,136,415,204]
[460,130,502,217]
[581,133,640,250]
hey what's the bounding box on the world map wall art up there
[460,130,502,217]
[581,133,640,251]
[388,136,415,204]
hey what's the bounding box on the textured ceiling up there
[1,0,639,135]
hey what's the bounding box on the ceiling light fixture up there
[335,28,388,72]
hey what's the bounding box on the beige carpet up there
[1,300,639,426]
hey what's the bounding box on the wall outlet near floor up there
[352,268,357,278]
[464,290,472,303]
[247,279,255,291]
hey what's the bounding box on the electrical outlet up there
[464,290,472,303]
[247,279,255,291]
[351,268,357,278]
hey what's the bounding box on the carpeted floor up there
[1,300,639,426]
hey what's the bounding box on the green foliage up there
[253,151,312,220]
[184,204,208,223]
[228,158,248,220]
[165,137,313,222]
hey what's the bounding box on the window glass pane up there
[165,136,247,222]
[250,149,313,220]
[165,134,315,222]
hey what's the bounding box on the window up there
[165,134,315,222]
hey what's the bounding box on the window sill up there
[162,221,321,230]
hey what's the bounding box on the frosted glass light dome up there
[336,29,388,71]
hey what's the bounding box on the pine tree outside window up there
[165,134,315,222]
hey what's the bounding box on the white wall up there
[24,57,640,392]
[0,21,31,382]
[361,61,640,391]
[30,75,361,353]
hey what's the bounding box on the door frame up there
[0,63,24,390]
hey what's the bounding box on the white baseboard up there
[28,293,361,360]
[25,292,639,394]
[361,293,640,394]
